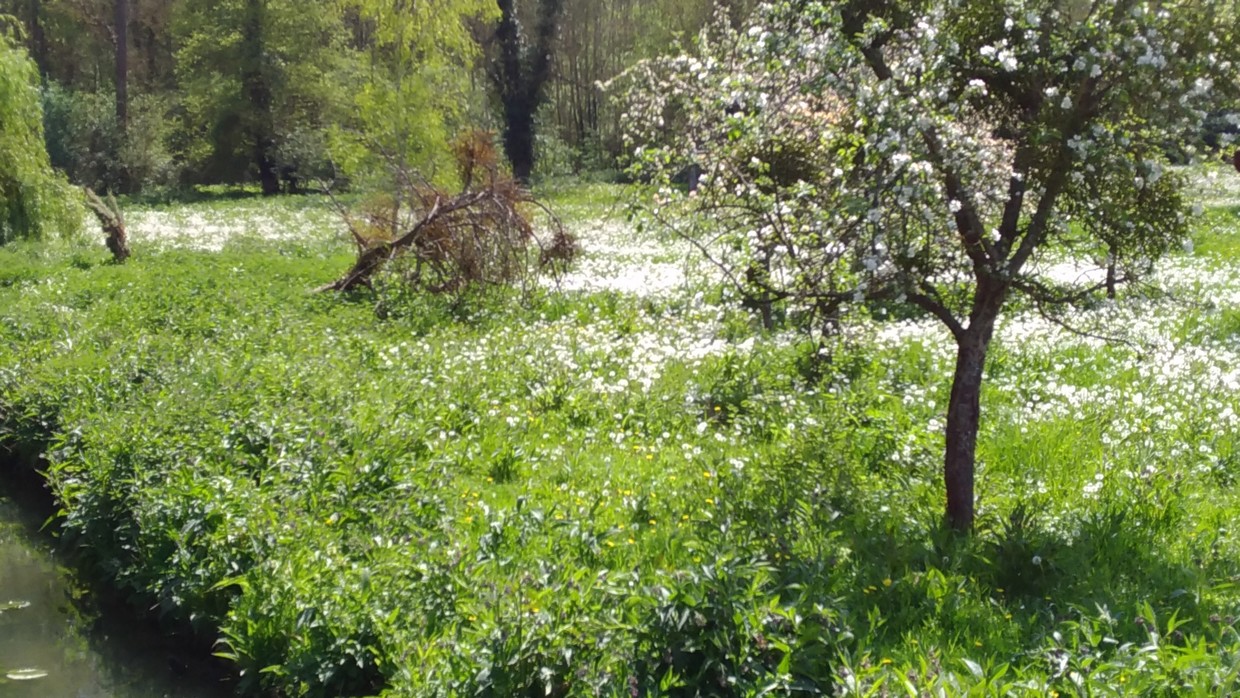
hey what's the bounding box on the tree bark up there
[944,329,989,532]
[241,0,279,196]
[256,143,280,196]
[493,0,562,185]
[503,102,536,184]
[115,0,129,129]
[943,284,1003,532]
[85,188,129,263]
[29,0,48,82]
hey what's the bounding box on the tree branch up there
[907,289,965,339]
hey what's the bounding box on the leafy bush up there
[42,83,178,194]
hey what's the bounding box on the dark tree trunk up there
[492,0,562,185]
[115,0,129,129]
[29,0,47,81]
[944,336,986,531]
[943,286,1003,532]
[503,102,536,184]
[241,0,279,196]
[256,144,280,196]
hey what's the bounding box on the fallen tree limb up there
[83,187,129,263]
[320,130,576,296]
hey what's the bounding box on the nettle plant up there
[617,0,1240,530]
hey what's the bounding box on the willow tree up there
[0,30,81,243]
[331,0,495,189]
[620,0,1240,531]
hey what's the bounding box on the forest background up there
[0,0,755,197]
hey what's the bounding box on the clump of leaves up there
[322,130,576,296]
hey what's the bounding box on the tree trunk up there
[492,0,562,185]
[504,103,536,185]
[242,0,279,196]
[85,188,129,263]
[256,144,280,196]
[29,0,47,82]
[1105,245,1117,299]
[115,0,129,129]
[944,329,990,532]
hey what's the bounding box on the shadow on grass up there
[717,450,1234,669]
[119,184,347,210]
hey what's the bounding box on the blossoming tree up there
[618,0,1240,530]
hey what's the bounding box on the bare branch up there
[907,288,965,340]
[1029,298,1150,358]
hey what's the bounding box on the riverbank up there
[0,465,233,697]
[3,190,1240,695]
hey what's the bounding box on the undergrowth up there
[0,200,1239,696]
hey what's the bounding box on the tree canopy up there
[174,0,353,193]
[330,0,495,189]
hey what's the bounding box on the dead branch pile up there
[84,187,129,262]
[321,130,576,294]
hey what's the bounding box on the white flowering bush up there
[616,0,1240,529]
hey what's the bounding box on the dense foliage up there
[0,30,81,243]
[5,0,1240,694]
[173,0,352,194]
[329,0,496,190]
[0,0,731,193]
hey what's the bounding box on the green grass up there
[1189,206,1240,259]
[2,195,1240,696]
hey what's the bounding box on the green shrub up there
[42,83,178,194]
[4,200,1240,696]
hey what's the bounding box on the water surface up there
[0,495,231,698]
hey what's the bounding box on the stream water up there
[0,494,231,698]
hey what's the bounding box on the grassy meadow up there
[2,172,1240,696]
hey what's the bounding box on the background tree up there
[330,0,494,189]
[4,0,178,193]
[486,0,563,183]
[0,28,82,243]
[22,0,47,78]
[114,0,127,128]
[2,0,743,191]
[543,0,753,170]
[620,0,1240,531]
[174,0,352,194]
